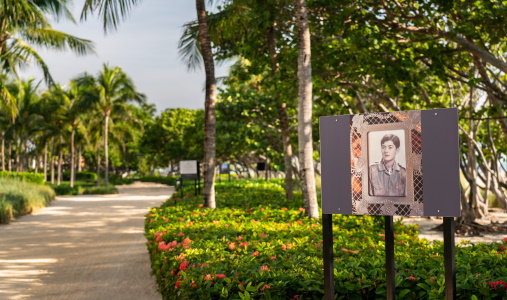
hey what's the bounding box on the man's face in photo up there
[381,140,399,163]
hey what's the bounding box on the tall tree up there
[77,64,145,188]
[294,0,318,218]
[184,0,218,209]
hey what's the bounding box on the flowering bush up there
[145,179,507,299]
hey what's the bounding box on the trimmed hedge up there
[0,171,45,184]
[0,178,55,224]
[62,171,98,181]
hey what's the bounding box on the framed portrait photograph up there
[350,111,423,216]
[367,129,407,197]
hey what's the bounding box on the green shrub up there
[0,197,14,224]
[0,171,45,184]
[51,184,82,196]
[139,175,177,186]
[62,171,98,181]
[110,174,136,185]
[145,179,507,300]
[0,178,56,224]
[82,186,118,195]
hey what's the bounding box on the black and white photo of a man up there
[368,131,407,197]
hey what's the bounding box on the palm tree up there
[5,79,44,172]
[0,0,94,85]
[47,81,86,187]
[78,64,145,188]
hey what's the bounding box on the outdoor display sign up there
[320,108,460,217]
[219,163,230,175]
[256,162,266,171]
[179,160,199,179]
[319,108,460,299]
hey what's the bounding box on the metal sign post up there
[385,216,395,300]
[322,214,334,300]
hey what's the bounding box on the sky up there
[19,0,231,113]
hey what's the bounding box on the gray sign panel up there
[320,108,460,217]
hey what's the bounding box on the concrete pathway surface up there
[0,182,174,300]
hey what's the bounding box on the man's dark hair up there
[381,133,400,149]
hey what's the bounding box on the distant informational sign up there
[256,162,266,171]
[180,160,199,179]
[220,163,230,175]
[320,108,460,217]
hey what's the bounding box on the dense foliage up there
[0,171,45,184]
[145,180,507,299]
[0,178,55,224]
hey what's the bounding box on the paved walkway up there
[0,182,174,300]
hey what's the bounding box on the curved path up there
[0,182,174,300]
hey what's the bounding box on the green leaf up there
[399,289,411,298]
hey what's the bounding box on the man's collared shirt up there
[369,160,406,197]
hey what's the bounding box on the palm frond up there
[178,21,203,71]
[80,0,143,33]
[8,38,55,85]
[22,27,95,56]
[33,0,76,23]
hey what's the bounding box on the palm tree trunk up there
[8,141,12,172]
[97,145,101,187]
[34,153,39,173]
[43,143,47,182]
[57,134,63,186]
[50,137,55,184]
[1,131,4,172]
[104,114,109,188]
[295,0,318,219]
[196,0,217,209]
[77,145,82,172]
[70,128,75,188]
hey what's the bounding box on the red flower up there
[251,251,260,257]
[179,261,190,271]
[281,207,288,211]
[488,281,507,290]
[236,236,244,241]
[408,276,416,281]
[216,274,226,279]
[251,219,259,223]
[260,232,266,238]
[178,217,184,222]
[228,242,237,251]
[498,245,507,251]
[260,265,270,272]
[190,281,197,288]
[502,237,507,243]
[175,280,182,289]
[270,256,276,259]
[204,274,213,280]
[247,208,253,213]
[240,242,249,247]
[182,238,192,245]
[261,284,271,291]
[177,232,184,236]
